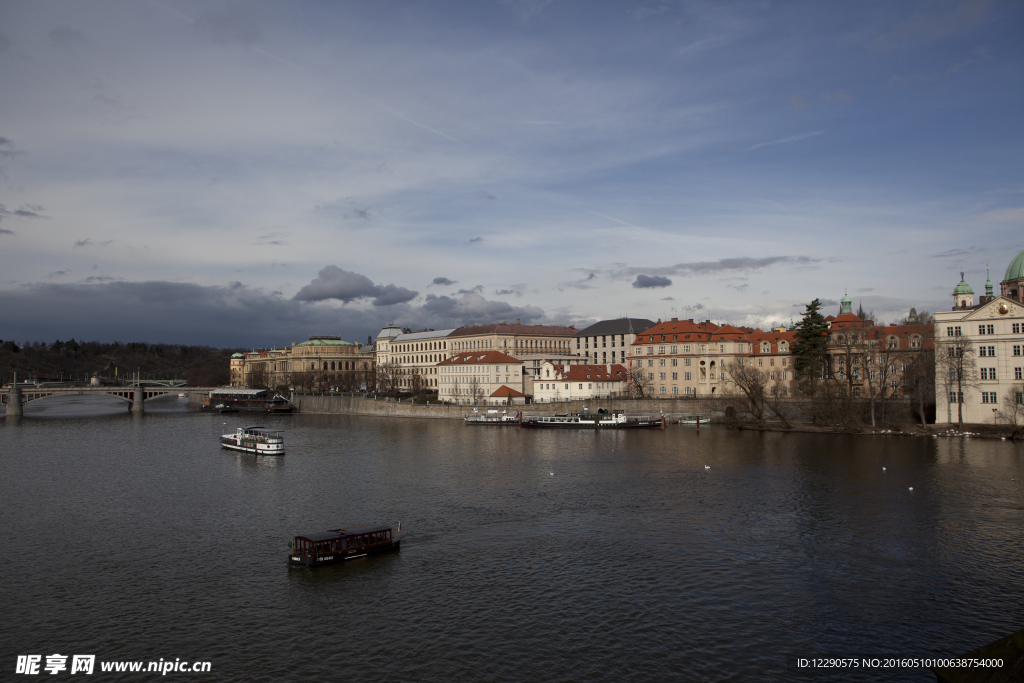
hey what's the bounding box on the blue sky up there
[1,0,1022,347]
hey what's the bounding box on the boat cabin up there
[289,523,397,566]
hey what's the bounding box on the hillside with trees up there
[0,338,240,387]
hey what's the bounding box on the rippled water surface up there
[2,397,1023,682]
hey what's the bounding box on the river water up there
[2,396,1022,682]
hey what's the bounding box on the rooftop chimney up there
[516,318,521,325]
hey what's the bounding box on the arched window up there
[331,362,335,370]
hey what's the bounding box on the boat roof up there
[210,388,266,396]
[295,523,393,541]
[242,426,282,434]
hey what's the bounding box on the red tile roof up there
[548,363,627,381]
[630,319,720,345]
[449,323,577,337]
[439,351,523,366]
[490,385,525,398]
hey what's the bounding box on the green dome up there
[840,293,851,303]
[1005,249,1024,282]
[953,275,973,295]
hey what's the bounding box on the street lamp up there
[993,407,998,427]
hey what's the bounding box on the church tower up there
[839,291,852,315]
[985,264,994,302]
[952,272,973,310]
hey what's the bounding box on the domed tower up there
[952,272,973,310]
[839,291,852,315]
[1001,247,1024,302]
[984,264,994,302]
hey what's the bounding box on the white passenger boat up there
[464,409,520,425]
[220,426,285,455]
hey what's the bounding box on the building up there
[235,335,369,390]
[935,256,1024,425]
[629,318,763,397]
[438,350,525,404]
[572,318,655,366]
[531,361,628,402]
[446,322,579,391]
[376,327,455,392]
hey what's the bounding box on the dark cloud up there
[495,288,514,295]
[74,238,112,248]
[293,265,418,306]
[726,283,750,292]
[0,204,46,222]
[85,275,121,283]
[49,26,88,47]
[0,280,550,348]
[457,285,485,295]
[345,208,372,220]
[431,277,456,286]
[819,299,838,306]
[633,274,672,288]
[610,256,821,280]
[195,8,262,46]
[0,137,12,146]
[419,291,544,326]
[467,236,484,244]
[0,228,14,236]
[472,191,497,202]
[661,297,674,301]
[930,247,982,259]
[48,270,69,277]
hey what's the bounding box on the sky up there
[1,0,1023,348]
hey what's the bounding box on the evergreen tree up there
[792,298,829,394]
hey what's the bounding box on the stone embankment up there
[291,395,703,420]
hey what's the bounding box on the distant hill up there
[0,339,240,387]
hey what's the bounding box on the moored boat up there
[220,426,285,454]
[519,409,665,429]
[464,409,520,425]
[288,523,401,567]
[201,388,293,413]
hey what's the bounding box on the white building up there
[935,257,1024,425]
[374,324,454,391]
[572,318,655,367]
[438,350,525,405]
[531,361,628,402]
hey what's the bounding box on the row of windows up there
[951,323,1024,336]
[577,335,627,349]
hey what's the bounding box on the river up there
[2,395,1022,681]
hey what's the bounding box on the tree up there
[723,358,768,426]
[792,299,830,394]
[248,363,270,389]
[904,348,935,427]
[936,331,977,429]
[375,362,400,393]
[627,359,652,398]
[1001,385,1024,439]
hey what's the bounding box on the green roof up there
[231,353,244,358]
[295,338,355,347]
[1005,249,1024,283]
[953,277,973,295]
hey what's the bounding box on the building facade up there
[235,335,369,390]
[935,254,1024,425]
[531,361,628,402]
[438,350,525,404]
[376,328,454,391]
[572,318,655,366]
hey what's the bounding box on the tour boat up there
[464,409,520,425]
[519,410,665,429]
[220,426,285,455]
[201,388,293,413]
[289,522,401,567]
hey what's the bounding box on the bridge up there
[3,382,219,416]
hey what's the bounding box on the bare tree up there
[936,331,978,429]
[247,362,270,389]
[904,348,935,427]
[1000,384,1024,438]
[723,358,768,426]
[627,360,653,398]
[375,361,400,393]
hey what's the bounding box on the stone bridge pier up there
[131,386,145,413]
[6,383,23,417]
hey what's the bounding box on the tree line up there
[0,338,238,387]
